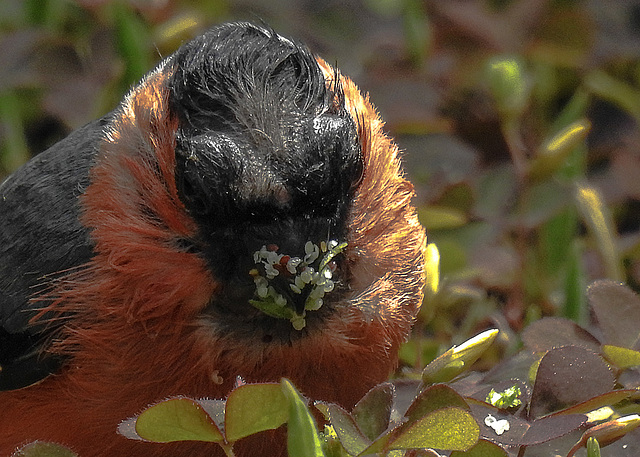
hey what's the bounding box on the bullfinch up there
[0,22,426,457]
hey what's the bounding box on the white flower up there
[291,314,306,331]
[265,250,281,265]
[250,239,347,331]
[264,264,279,279]
[287,257,302,274]
[304,241,319,263]
[305,297,323,310]
[485,414,510,435]
[323,281,335,293]
[274,293,287,307]
[300,267,314,284]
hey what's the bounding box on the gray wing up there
[0,114,111,390]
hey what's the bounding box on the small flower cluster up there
[249,240,347,330]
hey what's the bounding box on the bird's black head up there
[167,23,364,334]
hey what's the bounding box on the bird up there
[0,22,427,457]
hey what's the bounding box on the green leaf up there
[402,0,431,66]
[386,452,406,457]
[585,70,640,123]
[549,389,636,418]
[351,383,395,441]
[450,439,508,457]
[422,329,499,384]
[485,386,522,409]
[485,56,530,119]
[575,185,623,281]
[563,238,587,324]
[135,397,224,443]
[528,119,590,180]
[281,378,325,457]
[550,89,591,134]
[321,424,351,457]
[587,436,601,457]
[13,442,78,457]
[327,404,371,456]
[423,242,440,299]
[111,2,151,86]
[357,430,392,456]
[515,179,572,228]
[0,91,30,172]
[418,206,468,230]
[249,297,297,320]
[588,280,640,348]
[225,383,289,442]
[388,407,479,451]
[567,415,640,457]
[406,384,470,423]
[602,345,640,369]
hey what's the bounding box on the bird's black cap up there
[168,23,364,328]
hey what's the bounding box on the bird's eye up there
[176,157,212,216]
[174,132,239,222]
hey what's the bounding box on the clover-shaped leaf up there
[225,382,288,442]
[131,397,224,443]
[407,384,471,421]
[588,280,640,349]
[12,442,78,457]
[450,438,508,457]
[521,317,601,353]
[359,384,479,455]
[529,346,614,418]
[602,345,640,369]
[327,404,371,456]
[388,407,479,451]
[352,382,395,441]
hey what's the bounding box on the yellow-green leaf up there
[13,442,78,457]
[585,70,640,123]
[135,397,223,443]
[567,415,640,457]
[418,206,468,230]
[587,436,601,457]
[422,329,499,384]
[602,345,640,369]
[388,407,479,451]
[450,439,508,457]
[575,184,623,281]
[424,242,440,297]
[486,56,530,119]
[529,119,590,179]
[327,404,371,456]
[281,378,325,457]
[405,384,470,423]
[225,383,288,442]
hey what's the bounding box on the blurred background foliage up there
[2,0,640,373]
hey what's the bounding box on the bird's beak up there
[248,240,347,330]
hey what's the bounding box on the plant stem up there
[219,442,236,457]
